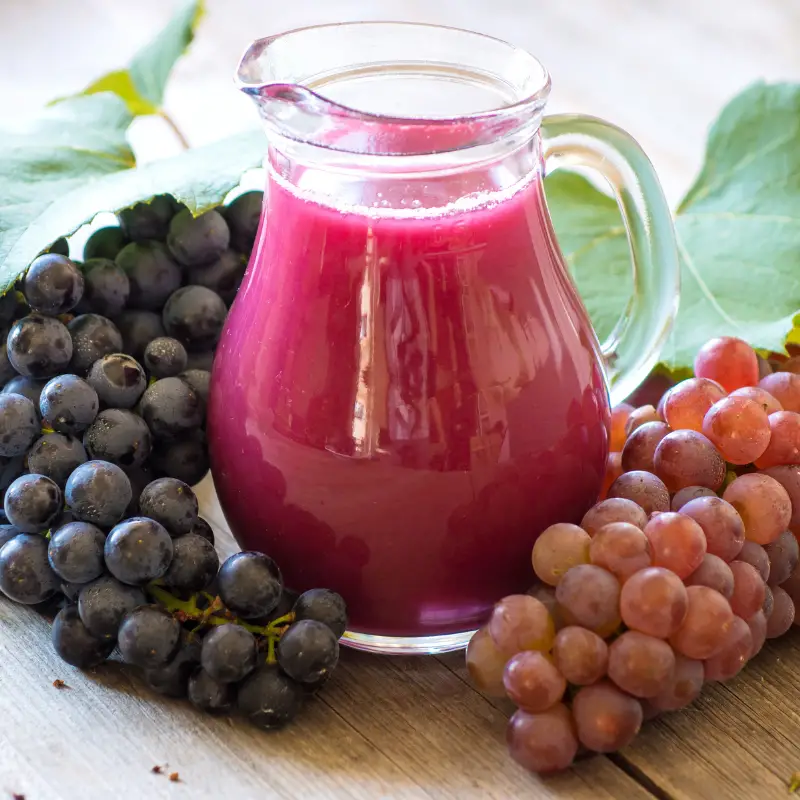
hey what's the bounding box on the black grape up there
[47,238,69,257]
[185,350,214,372]
[178,369,210,406]
[0,392,39,456]
[116,241,182,311]
[151,431,209,486]
[138,477,198,537]
[188,667,233,712]
[52,605,116,668]
[87,353,146,409]
[65,460,132,527]
[276,620,339,684]
[114,310,165,360]
[167,208,230,267]
[144,337,188,379]
[200,623,257,683]
[67,314,123,375]
[0,533,59,604]
[104,516,173,585]
[23,253,84,315]
[123,464,155,517]
[83,227,128,262]
[139,377,203,440]
[83,408,152,468]
[0,456,26,497]
[4,474,62,533]
[0,524,20,550]
[118,605,181,668]
[237,665,303,730]
[163,533,219,592]
[144,632,202,698]
[27,433,87,487]
[190,517,214,545]
[224,191,263,252]
[40,374,99,435]
[189,250,246,304]
[293,589,348,639]
[118,195,181,241]
[217,551,283,619]
[77,258,130,317]
[2,377,45,417]
[7,314,73,378]
[0,327,17,386]
[47,521,106,584]
[78,575,146,639]
[162,286,227,351]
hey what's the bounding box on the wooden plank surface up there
[2,0,800,798]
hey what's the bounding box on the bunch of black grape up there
[0,466,346,729]
[0,193,349,729]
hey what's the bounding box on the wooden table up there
[2,1,800,797]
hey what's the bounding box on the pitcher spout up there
[235,22,550,157]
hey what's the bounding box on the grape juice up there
[208,167,610,638]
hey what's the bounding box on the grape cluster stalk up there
[468,335,800,774]
[0,194,347,730]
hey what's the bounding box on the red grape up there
[531,523,590,586]
[507,705,578,774]
[553,626,608,685]
[737,540,771,582]
[608,631,676,697]
[555,565,621,637]
[766,586,795,638]
[753,411,800,468]
[703,616,752,682]
[763,529,799,586]
[685,554,734,598]
[730,385,782,415]
[488,595,555,655]
[759,372,800,413]
[648,655,704,712]
[589,522,652,582]
[763,584,774,618]
[581,497,648,536]
[679,496,745,562]
[670,586,734,659]
[620,566,688,638]
[728,561,766,619]
[610,403,634,452]
[747,610,768,656]
[722,473,792,545]
[653,430,726,492]
[525,582,563,630]
[644,512,707,578]
[572,680,643,752]
[608,471,670,515]
[600,452,623,500]
[671,485,717,511]
[694,336,759,392]
[625,405,661,436]
[466,627,508,697]
[759,465,800,528]
[702,396,770,465]
[621,421,670,473]
[663,377,726,432]
[503,651,566,712]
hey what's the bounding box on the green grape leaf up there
[546,81,800,371]
[65,0,204,117]
[0,129,264,292]
[0,93,135,284]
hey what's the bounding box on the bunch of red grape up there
[466,335,800,774]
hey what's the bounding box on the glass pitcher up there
[207,22,679,655]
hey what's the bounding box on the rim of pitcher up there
[235,20,552,126]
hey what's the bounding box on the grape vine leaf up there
[0,128,265,293]
[63,0,205,117]
[0,93,135,279]
[546,81,800,371]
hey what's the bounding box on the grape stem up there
[146,584,295,638]
[157,110,190,150]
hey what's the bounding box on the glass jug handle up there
[541,115,680,407]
